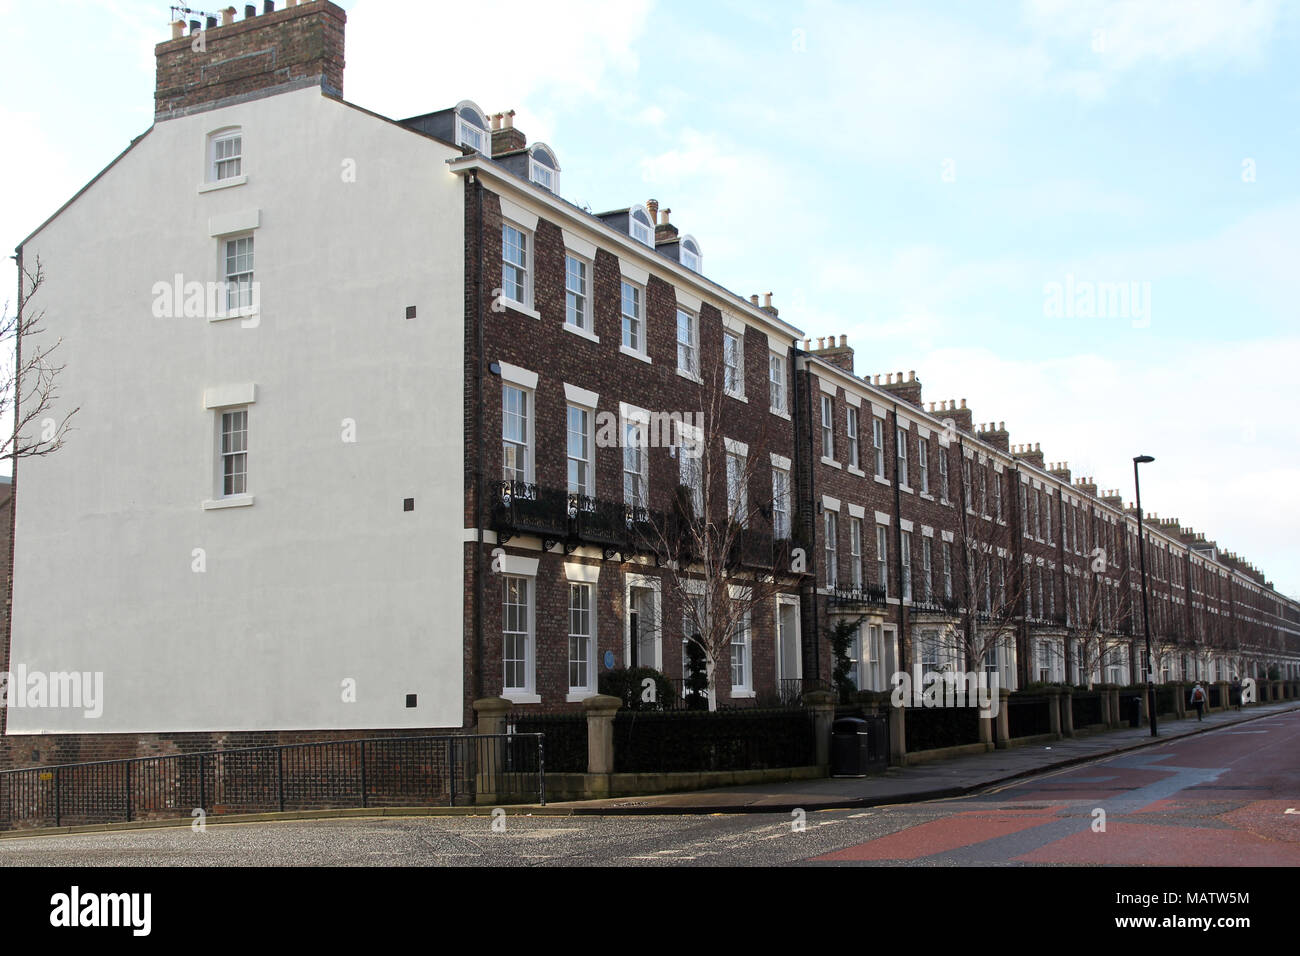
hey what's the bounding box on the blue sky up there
[2,0,1298,594]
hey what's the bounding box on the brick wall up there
[154,0,346,118]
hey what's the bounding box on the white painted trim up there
[724,437,749,456]
[198,174,247,194]
[564,562,600,583]
[847,464,866,478]
[676,289,703,312]
[562,323,600,345]
[921,525,934,537]
[202,495,254,510]
[561,229,597,260]
[770,452,792,470]
[900,519,914,532]
[941,530,954,542]
[875,510,891,525]
[208,208,260,237]
[822,495,841,512]
[619,401,650,423]
[897,418,912,431]
[618,257,650,286]
[721,313,746,335]
[462,529,499,544]
[619,345,653,365]
[564,383,599,408]
[871,403,888,419]
[204,383,256,408]
[498,195,539,232]
[501,554,540,576]
[818,376,838,395]
[847,503,866,519]
[845,392,862,408]
[917,426,930,439]
[821,457,842,469]
[498,361,537,389]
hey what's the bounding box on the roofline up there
[446,153,805,347]
[16,127,153,252]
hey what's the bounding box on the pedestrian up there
[1190,682,1207,721]
[1231,675,1242,711]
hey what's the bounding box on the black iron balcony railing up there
[828,583,888,607]
[729,527,775,570]
[568,494,624,548]
[493,480,570,543]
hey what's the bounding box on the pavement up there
[544,699,1300,815]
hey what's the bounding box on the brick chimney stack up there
[654,206,679,244]
[1048,461,1072,484]
[1074,475,1098,498]
[1013,442,1045,470]
[928,398,973,435]
[155,0,346,120]
[491,110,527,156]
[977,421,1010,453]
[811,335,854,374]
[876,369,923,409]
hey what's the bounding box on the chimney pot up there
[803,338,811,350]
[751,294,760,306]
[999,421,1004,430]
[246,4,257,17]
[222,7,235,26]
[491,113,502,130]
[662,208,671,224]
[908,370,915,381]
[960,398,967,409]
[646,198,658,221]
[505,109,516,129]
[839,333,847,347]
[764,292,773,309]
[189,19,201,33]
[265,1,275,12]
[206,15,218,28]
[171,20,185,39]
[817,337,825,349]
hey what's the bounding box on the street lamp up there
[1133,455,1157,737]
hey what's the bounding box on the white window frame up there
[502,573,536,700]
[938,446,949,501]
[731,604,753,695]
[824,511,839,588]
[769,352,787,415]
[564,254,590,333]
[919,440,929,494]
[218,406,249,499]
[678,419,704,516]
[922,537,933,602]
[223,234,256,317]
[876,524,889,596]
[901,531,913,602]
[772,467,791,540]
[629,205,654,246]
[873,417,885,478]
[625,573,663,671]
[566,403,594,498]
[846,406,860,470]
[821,395,835,461]
[849,517,863,588]
[620,279,646,357]
[208,128,243,184]
[676,308,699,378]
[501,220,533,311]
[502,382,534,486]
[623,416,649,509]
[723,330,745,398]
[896,427,909,488]
[567,579,595,697]
[726,441,748,526]
[775,594,802,682]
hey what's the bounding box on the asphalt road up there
[2,710,1296,866]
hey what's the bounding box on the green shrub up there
[599,667,678,711]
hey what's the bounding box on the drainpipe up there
[471,173,486,708]
[4,246,21,739]
[892,403,906,675]
[792,348,818,682]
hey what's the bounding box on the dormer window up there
[454,101,490,153]
[529,144,560,194]
[629,204,653,246]
[680,236,701,272]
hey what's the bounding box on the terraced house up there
[6,0,1299,770]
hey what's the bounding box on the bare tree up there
[948,441,1029,688]
[643,361,796,711]
[1066,563,1134,688]
[3,257,78,460]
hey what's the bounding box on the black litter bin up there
[831,717,871,777]
[1128,696,1142,728]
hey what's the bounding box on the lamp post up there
[1133,455,1157,737]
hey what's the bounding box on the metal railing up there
[0,733,545,832]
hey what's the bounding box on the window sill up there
[676,367,702,384]
[820,457,842,470]
[900,485,914,495]
[619,345,652,365]
[565,691,596,704]
[562,322,600,344]
[846,465,866,477]
[920,492,935,502]
[725,389,748,404]
[198,175,248,193]
[501,299,541,320]
[873,475,891,487]
[210,309,258,325]
[504,692,542,705]
[770,407,791,420]
[203,495,255,510]
[730,690,755,699]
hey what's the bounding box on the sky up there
[1,0,1297,594]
